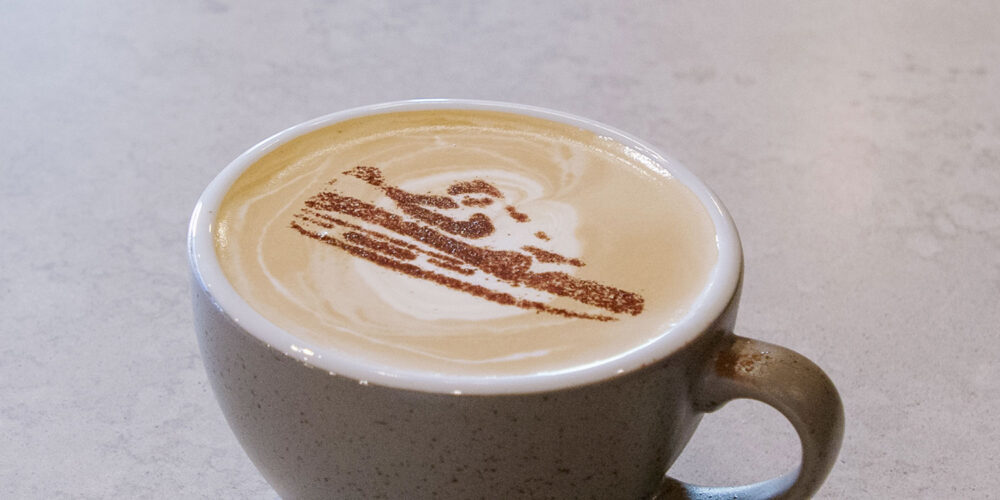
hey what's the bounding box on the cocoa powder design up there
[290,166,644,320]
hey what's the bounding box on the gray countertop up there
[2,1,998,498]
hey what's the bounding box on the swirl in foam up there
[358,169,581,322]
[215,110,718,376]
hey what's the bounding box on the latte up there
[214,109,717,377]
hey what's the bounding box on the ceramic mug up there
[188,100,843,499]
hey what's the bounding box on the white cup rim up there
[188,99,742,395]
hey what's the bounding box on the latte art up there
[215,110,718,376]
[290,165,643,321]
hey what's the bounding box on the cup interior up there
[188,99,742,394]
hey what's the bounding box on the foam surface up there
[215,110,718,376]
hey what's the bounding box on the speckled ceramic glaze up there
[189,100,843,500]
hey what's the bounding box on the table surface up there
[3,1,998,498]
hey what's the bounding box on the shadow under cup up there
[188,100,843,500]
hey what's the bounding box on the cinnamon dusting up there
[428,258,476,275]
[447,179,503,198]
[299,209,466,267]
[462,196,494,207]
[291,166,645,320]
[343,166,384,186]
[522,245,584,267]
[505,205,530,223]
[344,165,493,237]
[342,231,417,261]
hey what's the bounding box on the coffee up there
[214,110,717,377]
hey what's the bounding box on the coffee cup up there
[188,99,843,499]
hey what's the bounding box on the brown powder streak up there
[447,179,503,198]
[293,213,334,229]
[396,203,494,239]
[534,231,550,241]
[302,191,643,316]
[302,210,368,234]
[303,209,468,267]
[427,258,475,275]
[420,251,466,268]
[342,231,417,261]
[290,221,612,321]
[343,166,384,186]
[505,205,530,223]
[304,192,532,280]
[347,165,459,209]
[461,196,494,207]
[341,168,497,237]
[523,272,644,316]
[522,246,585,267]
[295,167,645,320]
[294,215,417,261]
[304,210,417,249]
[384,187,458,209]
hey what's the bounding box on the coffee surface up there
[215,110,717,376]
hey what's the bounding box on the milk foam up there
[358,169,580,321]
[215,110,718,376]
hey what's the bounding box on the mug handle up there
[657,335,844,499]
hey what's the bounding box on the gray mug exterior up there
[192,276,739,500]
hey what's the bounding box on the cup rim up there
[188,99,742,395]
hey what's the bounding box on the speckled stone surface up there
[2,1,998,498]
